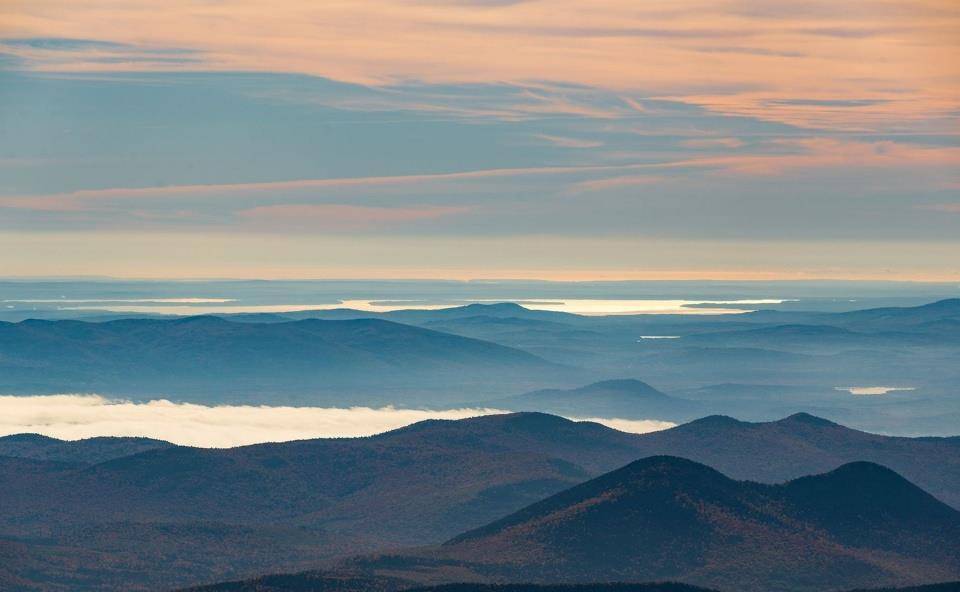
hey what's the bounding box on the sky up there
[1,0,958,280]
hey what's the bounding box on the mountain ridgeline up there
[0,433,173,464]
[0,315,575,400]
[182,457,960,592]
[2,412,960,591]
[411,457,960,591]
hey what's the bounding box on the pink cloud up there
[2,0,957,130]
[702,138,960,176]
[566,175,666,194]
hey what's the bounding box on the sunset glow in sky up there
[1,1,958,279]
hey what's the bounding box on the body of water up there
[835,386,916,396]
[6,297,791,316]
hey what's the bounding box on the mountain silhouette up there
[485,379,703,421]
[404,457,960,591]
[624,412,960,509]
[184,459,960,592]
[3,413,960,591]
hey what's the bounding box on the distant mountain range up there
[0,315,576,401]
[237,302,582,325]
[483,379,705,422]
[226,298,960,330]
[679,323,953,352]
[2,299,959,432]
[215,299,960,433]
[2,412,959,591]
[747,298,960,332]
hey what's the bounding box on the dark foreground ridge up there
[402,456,960,591]
[181,578,719,592]
[3,413,960,591]
[183,457,960,592]
[409,585,960,592]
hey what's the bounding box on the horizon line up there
[2,274,959,284]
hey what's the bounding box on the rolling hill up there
[0,316,575,401]
[0,433,173,464]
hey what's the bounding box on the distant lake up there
[492,299,790,315]
[835,386,916,396]
[4,297,792,316]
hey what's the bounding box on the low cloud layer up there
[0,395,675,447]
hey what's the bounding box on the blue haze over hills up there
[1,279,958,435]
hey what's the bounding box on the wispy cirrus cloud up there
[2,137,957,237]
[2,0,957,130]
[698,138,960,176]
[534,134,604,149]
[0,37,202,68]
[0,161,695,215]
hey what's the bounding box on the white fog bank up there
[0,395,675,447]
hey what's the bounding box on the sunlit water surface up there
[12,298,792,316]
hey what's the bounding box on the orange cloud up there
[698,138,960,176]
[1,0,957,130]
